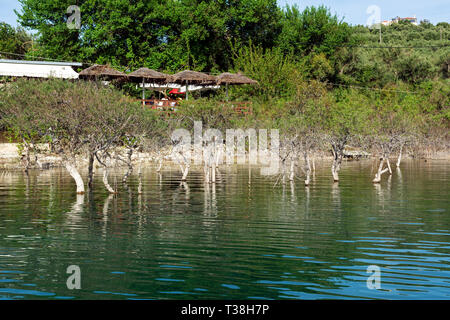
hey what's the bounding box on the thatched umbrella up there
[216,72,258,101]
[78,64,126,81]
[128,67,169,100]
[168,70,217,100]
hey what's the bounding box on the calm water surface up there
[0,160,449,300]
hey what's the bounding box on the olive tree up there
[0,79,152,193]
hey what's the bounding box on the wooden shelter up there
[127,67,169,100]
[78,64,126,81]
[216,72,258,101]
[128,67,168,82]
[168,70,217,100]
[216,72,258,85]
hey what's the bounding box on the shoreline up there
[1,142,450,171]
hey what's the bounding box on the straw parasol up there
[78,64,126,81]
[168,70,217,100]
[216,72,258,101]
[128,67,169,100]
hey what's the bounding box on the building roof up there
[216,72,258,85]
[78,64,126,79]
[168,70,217,84]
[0,59,82,67]
[0,59,80,79]
[127,67,169,83]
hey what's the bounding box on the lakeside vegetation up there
[0,1,449,192]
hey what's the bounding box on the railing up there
[141,99,179,108]
[140,99,178,116]
[140,99,253,116]
[221,101,253,116]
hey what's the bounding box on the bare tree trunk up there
[157,157,163,172]
[216,166,222,182]
[71,194,85,214]
[21,141,30,174]
[289,158,295,181]
[65,161,85,194]
[211,163,216,183]
[122,148,133,183]
[331,147,342,183]
[386,158,392,175]
[102,167,116,193]
[304,152,311,186]
[373,158,384,183]
[181,164,189,181]
[88,152,94,189]
[137,161,143,194]
[396,145,403,167]
[204,163,210,183]
[330,140,346,183]
[373,157,389,183]
[331,158,340,182]
[215,143,222,167]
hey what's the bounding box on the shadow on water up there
[0,160,449,300]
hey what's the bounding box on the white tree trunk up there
[215,144,222,167]
[70,194,85,214]
[181,164,189,181]
[65,161,85,194]
[396,145,403,167]
[289,159,295,181]
[211,163,216,183]
[373,158,389,183]
[157,158,163,172]
[21,140,33,173]
[386,158,392,175]
[216,166,222,182]
[204,164,210,183]
[331,159,340,182]
[102,167,116,193]
[304,153,311,186]
[137,162,143,194]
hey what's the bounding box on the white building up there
[0,59,82,79]
[381,16,418,26]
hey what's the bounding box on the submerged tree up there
[369,100,418,183]
[0,79,154,193]
[0,79,50,173]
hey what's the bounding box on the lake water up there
[0,160,449,300]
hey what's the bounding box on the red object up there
[169,88,185,95]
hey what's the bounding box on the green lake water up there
[0,160,449,300]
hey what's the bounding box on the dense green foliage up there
[0,2,448,154]
[11,1,448,84]
[340,21,450,86]
[0,22,32,59]
[14,0,281,72]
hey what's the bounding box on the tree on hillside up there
[277,5,352,57]
[0,22,32,59]
[16,0,281,71]
[276,5,353,82]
